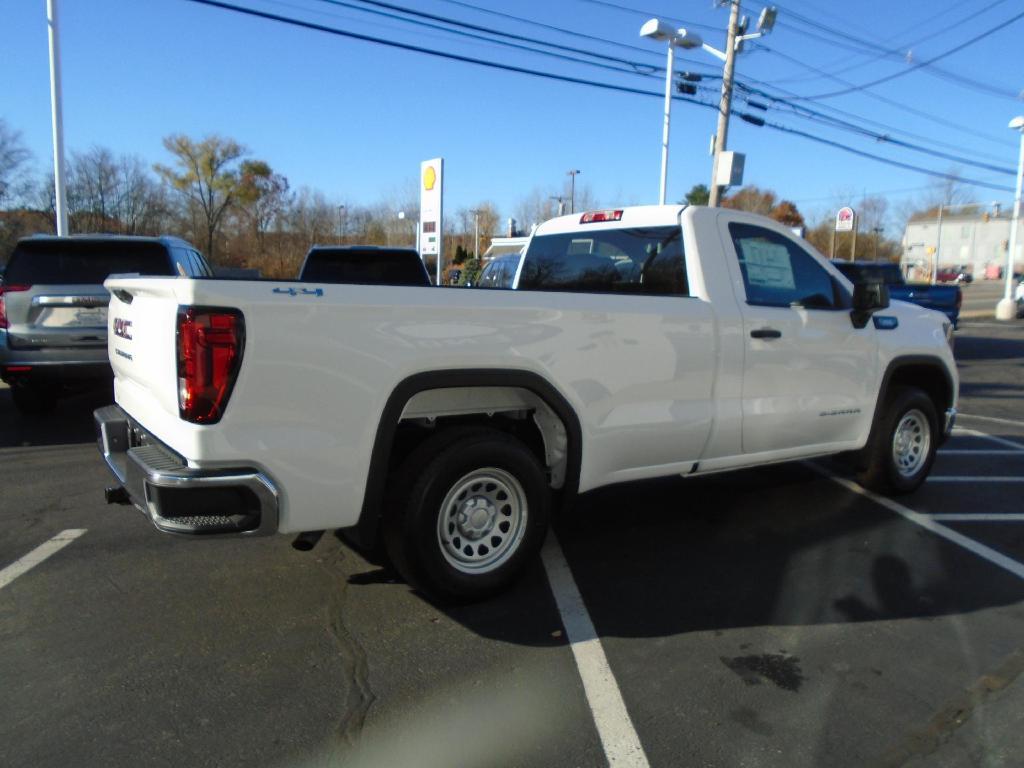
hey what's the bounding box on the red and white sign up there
[835,206,855,232]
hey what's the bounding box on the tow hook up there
[104,486,131,505]
[292,530,325,551]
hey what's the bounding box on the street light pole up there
[641,20,703,205]
[708,0,741,208]
[47,0,69,236]
[996,116,1024,321]
[658,45,675,205]
[567,169,581,214]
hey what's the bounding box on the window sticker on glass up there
[567,239,594,255]
[738,240,795,290]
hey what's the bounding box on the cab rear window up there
[518,226,688,296]
[301,249,430,286]
[5,241,172,285]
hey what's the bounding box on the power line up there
[772,0,1015,94]
[431,0,668,61]
[306,0,660,78]
[571,0,720,33]
[785,6,1024,100]
[181,0,1015,195]
[741,47,1018,153]
[334,0,655,73]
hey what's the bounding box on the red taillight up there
[579,209,624,224]
[0,284,31,330]
[176,306,245,424]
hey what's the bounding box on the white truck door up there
[719,218,878,455]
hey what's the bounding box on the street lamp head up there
[1009,116,1024,131]
[757,6,778,33]
[640,18,703,48]
[640,18,675,41]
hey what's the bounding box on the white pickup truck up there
[95,205,957,599]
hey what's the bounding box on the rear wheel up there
[857,387,938,494]
[384,428,550,602]
[10,383,58,416]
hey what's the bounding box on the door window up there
[729,223,843,309]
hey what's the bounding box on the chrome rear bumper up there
[94,404,279,536]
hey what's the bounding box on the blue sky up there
[4,0,1023,230]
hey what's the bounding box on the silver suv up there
[0,235,211,414]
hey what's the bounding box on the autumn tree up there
[237,159,290,256]
[155,134,250,260]
[723,185,805,227]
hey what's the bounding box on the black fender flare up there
[349,369,583,547]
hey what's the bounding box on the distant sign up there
[420,158,443,258]
[835,206,855,232]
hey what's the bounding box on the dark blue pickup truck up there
[832,261,962,328]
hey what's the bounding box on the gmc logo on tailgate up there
[113,318,133,340]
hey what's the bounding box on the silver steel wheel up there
[436,467,528,574]
[892,408,931,478]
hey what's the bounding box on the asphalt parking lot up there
[2,320,1023,768]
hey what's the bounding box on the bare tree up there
[0,120,33,208]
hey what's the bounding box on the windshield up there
[5,240,172,284]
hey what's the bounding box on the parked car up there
[96,206,957,600]
[936,266,972,284]
[475,252,522,288]
[832,261,962,328]
[0,235,210,414]
[298,245,430,286]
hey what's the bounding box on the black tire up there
[10,383,58,416]
[857,386,938,494]
[383,428,551,602]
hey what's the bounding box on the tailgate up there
[105,277,184,426]
[5,284,109,349]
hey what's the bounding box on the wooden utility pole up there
[708,0,741,208]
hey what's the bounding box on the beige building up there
[901,207,1022,280]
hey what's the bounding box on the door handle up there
[750,328,782,339]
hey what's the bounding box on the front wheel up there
[857,387,938,494]
[384,429,551,602]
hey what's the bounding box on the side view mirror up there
[850,281,889,329]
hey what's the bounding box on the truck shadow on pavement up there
[383,461,1024,645]
[0,386,113,449]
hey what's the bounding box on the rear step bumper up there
[94,404,279,536]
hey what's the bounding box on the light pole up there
[640,20,703,205]
[996,116,1024,321]
[567,169,582,213]
[337,204,346,243]
[470,209,481,260]
[47,0,69,235]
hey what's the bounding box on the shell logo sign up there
[420,158,443,263]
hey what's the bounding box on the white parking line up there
[953,427,1024,451]
[959,412,1024,429]
[0,529,86,590]
[541,534,650,768]
[928,476,1024,482]
[939,449,1024,456]
[808,466,1024,581]
[929,514,1024,522]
